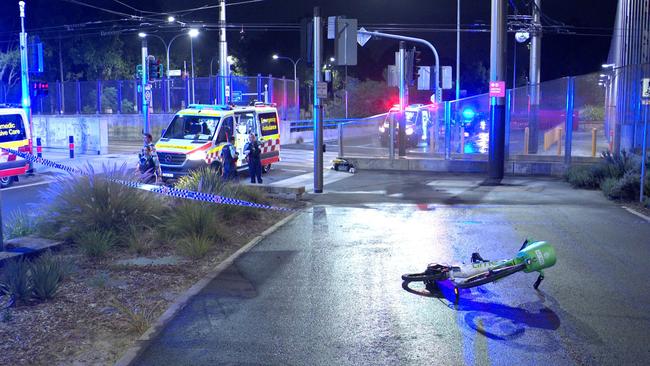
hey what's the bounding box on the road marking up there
[3,180,54,191]
[622,206,650,222]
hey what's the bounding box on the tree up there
[0,47,21,102]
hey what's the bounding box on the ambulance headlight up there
[379,126,385,133]
[187,150,206,161]
[406,127,414,135]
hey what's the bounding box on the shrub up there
[124,225,157,255]
[4,209,39,239]
[175,167,228,195]
[44,164,167,240]
[75,229,117,258]
[111,297,161,335]
[600,177,621,199]
[601,173,642,201]
[175,234,213,259]
[599,150,637,179]
[0,259,32,304]
[164,201,226,242]
[579,105,604,121]
[30,252,68,300]
[566,165,601,189]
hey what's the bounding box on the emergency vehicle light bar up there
[188,104,233,111]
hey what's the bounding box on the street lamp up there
[188,29,199,103]
[272,54,301,119]
[167,16,175,23]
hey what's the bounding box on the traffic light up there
[30,81,49,97]
[148,56,162,80]
[412,47,422,86]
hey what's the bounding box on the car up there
[378,104,437,148]
[0,105,32,188]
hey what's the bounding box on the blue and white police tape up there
[1,147,293,212]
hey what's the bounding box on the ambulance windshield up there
[163,115,221,141]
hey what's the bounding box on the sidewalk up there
[33,147,138,176]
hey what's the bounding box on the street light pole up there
[488,0,507,183]
[18,1,30,120]
[190,36,195,104]
[273,55,301,119]
[141,37,149,134]
[219,0,229,104]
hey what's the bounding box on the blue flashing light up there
[462,108,476,120]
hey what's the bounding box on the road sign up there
[489,81,506,98]
[144,89,152,103]
[442,66,453,90]
[144,83,152,91]
[225,85,231,98]
[642,78,650,98]
[168,69,182,77]
[317,82,328,99]
[357,27,371,47]
[232,91,243,103]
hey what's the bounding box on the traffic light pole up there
[219,0,229,104]
[357,30,441,103]
[528,0,542,154]
[19,1,30,120]
[141,38,150,134]
[488,0,507,183]
[313,7,323,193]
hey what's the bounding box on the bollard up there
[338,122,344,158]
[524,127,530,155]
[69,136,74,159]
[460,127,465,154]
[591,128,597,157]
[557,128,563,156]
[36,137,42,158]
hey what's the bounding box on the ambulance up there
[156,103,281,182]
[0,105,32,188]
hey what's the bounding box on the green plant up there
[44,164,167,240]
[87,272,110,289]
[566,165,601,189]
[75,229,117,258]
[1,309,12,322]
[164,201,226,242]
[30,252,68,300]
[123,225,157,255]
[579,105,605,121]
[0,259,32,304]
[121,99,135,113]
[111,297,161,335]
[4,209,39,239]
[176,234,214,259]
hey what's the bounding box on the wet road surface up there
[135,171,650,365]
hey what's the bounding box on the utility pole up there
[488,0,507,183]
[59,36,65,113]
[528,0,542,153]
[141,37,150,134]
[19,1,30,120]
[313,7,323,193]
[219,0,229,104]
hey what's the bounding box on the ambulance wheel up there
[0,176,14,188]
[263,164,272,174]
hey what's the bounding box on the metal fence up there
[0,75,299,120]
[316,69,640,162]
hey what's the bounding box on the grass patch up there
[111,297,161,335]
[30,252,69,301]
[75,229,117,259]
[4,209,39,239]
[175,234,214,259]
[0,259,32,304]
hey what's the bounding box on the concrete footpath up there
[123,171,650,366]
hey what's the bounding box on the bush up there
[566,165,601,189]
[175,167,268,221]
[4,209,39,239]
[44,164,167,240]
[0,259,32,304]
[601,173,642,201]
[75,229,117,258]
[164,201,226,242]
[30,252,68,300]
[579,105,604,121]
[124,225,157,255]
[111,297,160,335]
[175,234,213,259]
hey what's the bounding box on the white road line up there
[3,180,54,191]
[622,206,650,222]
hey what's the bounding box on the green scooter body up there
[516,241,556,273]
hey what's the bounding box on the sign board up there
[489,81,506,98]
[327,16,337,40]
[442,66,453,90]
[225,85,231,98]
[357,27,371,47]
[317,82,328,99]
[335,18,358,66]
[642,78,650,98]
[144,83,152,91]
[168,69,182,77]
[232,91,243,103]
[144,90,152,103]
[387,65,398,87]
[417,66,431,90]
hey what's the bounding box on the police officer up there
[219,135,238,181]
[244,133,263,184]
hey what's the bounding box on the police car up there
[155,103,281,181]
[0,105,32,188]
[379,104,436,147]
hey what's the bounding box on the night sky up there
[0,0,618,86]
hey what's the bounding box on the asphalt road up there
[135,171,650,366]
